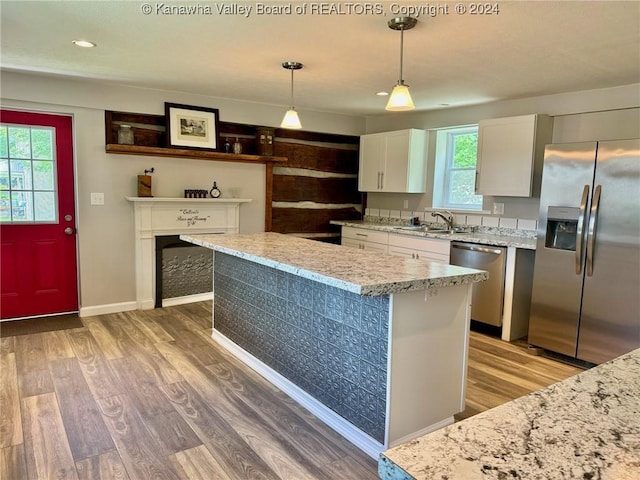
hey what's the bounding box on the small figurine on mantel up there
[210,181,221,198]
[137,168,154,197]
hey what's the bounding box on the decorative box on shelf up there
[184,189,209,198]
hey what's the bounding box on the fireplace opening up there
[155,235,213,308]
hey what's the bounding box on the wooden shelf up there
[106,143,287,164]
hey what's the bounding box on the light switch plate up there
[91,192,105,205]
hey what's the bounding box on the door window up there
[0,124,57,223]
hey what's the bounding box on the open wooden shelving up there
[105,143,287,164]
[105,110,362,234]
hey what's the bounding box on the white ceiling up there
[1,1,639,116]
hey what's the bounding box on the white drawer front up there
[342,226,389,245]
[388,233,450,255]
[388,245,449,263]
[342,236,388,254]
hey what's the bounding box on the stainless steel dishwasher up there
[450,242,506,326]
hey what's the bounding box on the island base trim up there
[161,292,213,307]
[212,329,385,458]
[388,417,454,449]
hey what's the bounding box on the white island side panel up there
[386,284,472,447]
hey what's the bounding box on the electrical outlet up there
[90,192,105,205]
[403,200,409,209]
[493,202,505,215]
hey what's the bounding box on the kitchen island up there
[181,232,486,457]
[379,347,640,479]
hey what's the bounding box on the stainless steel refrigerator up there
[528,139,640,364]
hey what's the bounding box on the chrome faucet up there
[431,210,455,230]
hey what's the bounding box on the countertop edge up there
[182,232,488,296]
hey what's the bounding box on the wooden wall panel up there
[273,143,358,174]
[272,176,360,204]
[270,133,362,238]
[271,207,361,234]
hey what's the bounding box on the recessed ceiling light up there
[72,39,96,48]
[376,91,389,96]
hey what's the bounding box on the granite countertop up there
[379,348,640,480]
[331,220,537,250]
[181,232,487,296]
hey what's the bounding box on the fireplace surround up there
[126,197,251,309]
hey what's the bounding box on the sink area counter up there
[331,220,537,250]
[182,232,486,295]
[181,232,486,457]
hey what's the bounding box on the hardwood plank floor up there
[0,301,584,479]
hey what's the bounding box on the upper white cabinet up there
[358,129,427,193]
[475,114,553,197]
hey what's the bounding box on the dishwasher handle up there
[451,243,503,255]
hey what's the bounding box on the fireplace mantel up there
[127,197,251,309]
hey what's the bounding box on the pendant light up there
[281,61,303,129]
[386,17,417,111]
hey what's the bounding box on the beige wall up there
[3,70,638,313]
[363,84,640,220]
[0,71,365,313]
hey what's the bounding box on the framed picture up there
[165,102,220,151]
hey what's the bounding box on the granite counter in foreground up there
[379,348,640,480]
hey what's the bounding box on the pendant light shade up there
[281,108,302,129]
[387,83,415,111]
[281,61,303,129]
[386,17,417,112]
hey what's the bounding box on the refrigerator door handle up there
[586,184,602,277]
[576,184,590,275]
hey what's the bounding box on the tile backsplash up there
[364,208,538,238]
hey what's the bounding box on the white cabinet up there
[341,226,451,262]
[341,226,388,253]
[475,114,553,197]
[358,129,427,193]
[387,233,450,263]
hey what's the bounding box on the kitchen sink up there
[395,226,426,231]
[394,226,472,234]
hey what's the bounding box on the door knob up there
[64,227,74,235]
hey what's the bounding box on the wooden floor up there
[0,302,584,480]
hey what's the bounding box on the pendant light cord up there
[290,68,295,109]
[398,26,405,85]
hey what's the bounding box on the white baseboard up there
[212,330,385,459]
[78,292,213,317]
[79,301,138,317]
[162,292,213,307]
[387,416,454,448]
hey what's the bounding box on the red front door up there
[0,109,78,319]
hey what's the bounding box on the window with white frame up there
[0,124,58,223]
[432,125,482,210]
